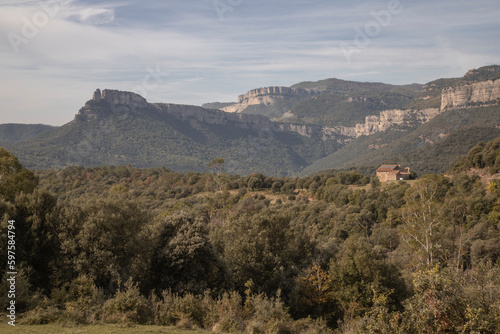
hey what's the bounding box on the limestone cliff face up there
[97,89,148,108]
[153,103,355,139]
[273,107,440,139]
[441,79,500,110]
[78,89,440,142]
[222,86,317,113]
[77,89,149,121]
[354,108,441,137]
[274,123,356,140]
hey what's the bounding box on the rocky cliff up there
[153,103,358,140]
[221,86,317,113]
[78,89,441,141]
[76,89,149,121]
[93,89,148,108]
[354,108,441,137]
[441,79,500,110]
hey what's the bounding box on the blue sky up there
[1,0,499,125]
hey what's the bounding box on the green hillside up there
[449,136,500,174]
[229,78,422,124]
[289,90,418,127]
[0,123,56,143]
[3,103,343,176]
[291,77,422,94]
[303,105,500,175]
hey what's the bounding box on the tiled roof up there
[376,165,399,173]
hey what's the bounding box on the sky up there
[0,0,499,126]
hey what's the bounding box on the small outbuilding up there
[376,165,411,182]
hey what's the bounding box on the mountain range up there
[2,65,500,176]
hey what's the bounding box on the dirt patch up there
[467,168,500,186]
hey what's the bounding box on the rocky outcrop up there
[90,89,148,108]
[274,123,356,140]
[77,89,149,120]
[354,108,441,137]
[79,89,441,141]
[238,86,314,103]
[222,86,317,113]
[441,79,500,110]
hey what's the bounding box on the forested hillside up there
[1,140,499,333]
[304,105,500,175]
[3,100,342,176]
[4,66,500,177]
[0,124,56,143]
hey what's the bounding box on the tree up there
[208,158,225,191]
[299,263,332,306]
[2,190,60,294]
[398,175,449,269]
[219,210,312,296]
[148,213,230,294]
[329,237,408,321]
[290,263,338,322]
[58,199,147,292]
[401,267,466,334]
[0,148,38,202]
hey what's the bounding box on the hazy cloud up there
[0,0,499,125]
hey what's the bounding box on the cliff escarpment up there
[441,79,500,110]
[355,108,441,137]
[77,89,441,141]
[221,86,318,113]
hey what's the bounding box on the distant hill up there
[0,124,56,143]
[3,89,346,176]
[302,105,500,176]
[214,79,422,126]
[4,65,500,176]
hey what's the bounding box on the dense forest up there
[1,138,500,333]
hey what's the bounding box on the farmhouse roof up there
[376,165,400,173]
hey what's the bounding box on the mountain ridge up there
[3,65,500,176]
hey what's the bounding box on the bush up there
[62,275,105,324]
[102,279,150,324]
[151,290,206,327]
[244,291,293,334]
[206,291,246,332]
[20,305,65,325]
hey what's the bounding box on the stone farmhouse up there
[376,165,411,182]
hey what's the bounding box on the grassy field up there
[0,323,212,334]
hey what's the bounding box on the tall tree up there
[0,148,38,202]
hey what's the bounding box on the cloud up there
[0,0,499,125]
[66,7,115,25]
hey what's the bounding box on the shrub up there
[151,290,205,327]
[102,279,150,324]
[63,275,105,324]
[20,305,65,325]
[207,291,246,332]
[245,291,293,334]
